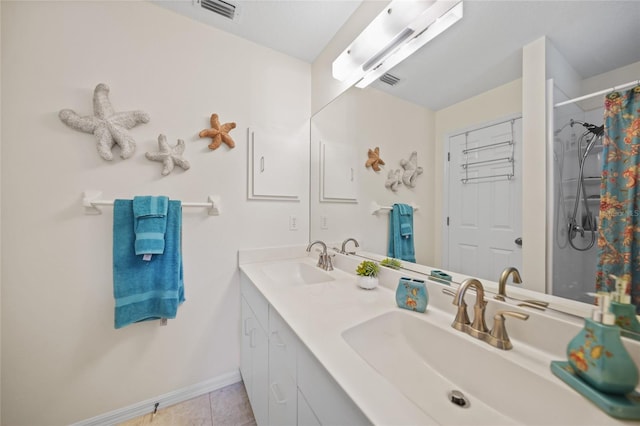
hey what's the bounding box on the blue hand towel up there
[388,203,416,263]
[113,199,184,329]
[133,196,169,255]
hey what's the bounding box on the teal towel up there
[133,196,169,255]
[113,199,184,329]
[388,203,416,263]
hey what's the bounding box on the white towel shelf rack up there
[82,190,221,216]
[370,201,420,215]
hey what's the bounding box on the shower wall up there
[551,88,603,303]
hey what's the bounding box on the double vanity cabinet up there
[238,247,640,425]
[240,268,368,426]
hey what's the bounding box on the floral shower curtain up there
[596,85,640,313]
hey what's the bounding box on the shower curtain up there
[596,85,640,313]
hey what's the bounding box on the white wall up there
[310,87,435,265]
[1,2,310,425]
[520,37,548,293]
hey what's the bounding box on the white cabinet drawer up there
[241,272,269,330]
[269,307,298,381]
[269,361,297,426]
[297,343,370,426]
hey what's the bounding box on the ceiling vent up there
[199,0,240,21]
[379,73,401,86]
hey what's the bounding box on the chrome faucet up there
[495,266,549,309]
[449,278,529,350]
[340,237,360,254]
[452,278,488,338]
[306,240,333,271]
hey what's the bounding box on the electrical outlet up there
[289,215,298,231]
[321,216,328,230]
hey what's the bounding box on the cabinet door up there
[249,126,301,200]
[269,308,298,425]
[251,323,269,426]
[240,297,254,394]
[240,295,269,426]
[298,389,321,426]
[268,363,297,426]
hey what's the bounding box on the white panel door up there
[446,118,522,282]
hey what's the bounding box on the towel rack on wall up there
[82,190,221,216]
[370,201,420,215]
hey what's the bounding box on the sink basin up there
[261,261,335,285]
[342,311,604,425]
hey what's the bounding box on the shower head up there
[570,119,604,137]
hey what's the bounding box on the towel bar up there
[370,201,420,215]
[82,190,221,216]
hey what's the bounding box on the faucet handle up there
[488,310,529,350]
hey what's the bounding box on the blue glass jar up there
[567,317,639,395]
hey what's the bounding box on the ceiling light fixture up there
[332,0,463,89]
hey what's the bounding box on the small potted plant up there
[356,260,380,289]
[380,257,402,270]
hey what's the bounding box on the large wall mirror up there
[310,1,640,320]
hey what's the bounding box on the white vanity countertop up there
[238,247,639,425]
[240,255,437,425]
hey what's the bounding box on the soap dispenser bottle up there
[609,274,640,336]
[566,294,639,395]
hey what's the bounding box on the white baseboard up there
[71,369,241,426]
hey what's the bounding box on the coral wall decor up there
[400,151,423,188]
[145,134,190,176]
[365,147,385,171]
[59,83,150,161]
[199,113,236,150]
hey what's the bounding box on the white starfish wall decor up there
[385,169,402,192]
[400,151,423,188]
[145,134,191,176]
[59,83,150,161]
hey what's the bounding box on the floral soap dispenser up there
[566,294,639,395]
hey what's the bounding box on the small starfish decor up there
[59,83,150,161]
[199,113,236,150]
[145,134,191,176]
[365,147,385,171]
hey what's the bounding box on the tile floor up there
[118,381,256,426]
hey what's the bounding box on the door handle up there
[270,382,287,404]
[515,237,522,246]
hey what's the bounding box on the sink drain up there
[448,390,470,408]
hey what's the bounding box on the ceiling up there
[152,0,363,63]
[154,0,640,111]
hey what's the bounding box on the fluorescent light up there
[332,0,463,89]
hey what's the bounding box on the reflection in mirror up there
[310,86,434,263]
[310,1,640,325]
